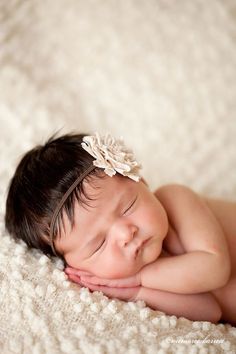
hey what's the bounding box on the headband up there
[49,164,96,256]
[49,133,141,256]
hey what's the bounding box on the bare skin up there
[204,198,236,325]
[155,196,236,325]
[58,175,236,325]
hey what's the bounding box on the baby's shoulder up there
[154,183,198,201]
[153,183,208,220]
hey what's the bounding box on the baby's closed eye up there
[123,196,138,216]
[93,238,106,254]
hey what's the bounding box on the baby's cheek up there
[99,256,136,278]
[64,254,79,269]
[103,267,136,279]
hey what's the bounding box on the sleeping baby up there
[5,132,236,325]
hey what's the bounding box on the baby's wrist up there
[138,267,145,287]
[133,286,143,302]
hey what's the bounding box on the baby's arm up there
[67,271,222,323]
[141,184,231,294]
[136,287,222,323]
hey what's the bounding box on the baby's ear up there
[140,177,148,186]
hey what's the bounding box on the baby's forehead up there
[80,174,138,206]
[84,173,133,192]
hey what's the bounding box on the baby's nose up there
[116,224,138,247]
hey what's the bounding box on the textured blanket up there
[1,0,236,353]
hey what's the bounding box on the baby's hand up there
[65,267,141,287]
[64,267,141,301]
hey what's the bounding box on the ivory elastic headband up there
[49,164,96,256]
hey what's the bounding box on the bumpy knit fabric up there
[1,0,236,353]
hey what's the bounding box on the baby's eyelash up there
[123,196,137,214]
[94,238,105,254]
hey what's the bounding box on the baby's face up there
[55,174,168,278]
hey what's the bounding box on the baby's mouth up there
[135,238,150,258]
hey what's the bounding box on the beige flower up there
[81,133,141,181]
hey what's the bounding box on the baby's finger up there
[82,282,117,297]
[72,270,93,277]
[81,275,138,288]
[65,268,91,277]
[80,275,109,286]
[64,267,79,275]
[67,274,82,285]
[82,282,140,301]
[80,275,125,287]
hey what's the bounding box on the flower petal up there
[82,133,141,181]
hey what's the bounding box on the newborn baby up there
[5,133,236,325]
[63,173,236,325]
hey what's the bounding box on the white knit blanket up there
[1,0,236,353]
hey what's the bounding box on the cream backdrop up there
[0,0,236,353]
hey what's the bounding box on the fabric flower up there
[81,133,142,181]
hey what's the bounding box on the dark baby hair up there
[5,133,103,259]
